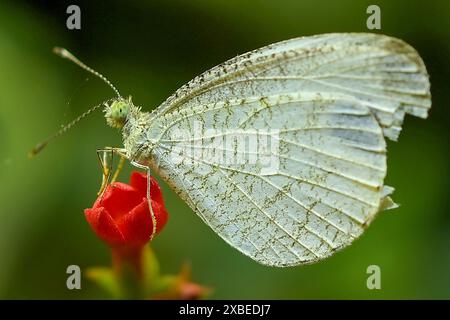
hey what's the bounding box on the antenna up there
[53,47,122,98]
[29,47,122,157]
[29,102,103,157]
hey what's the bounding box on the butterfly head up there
[104,96,134,129]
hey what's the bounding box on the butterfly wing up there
[146,33,430,266]
[154,33,430,140]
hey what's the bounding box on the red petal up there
[98,182,143,220]
[152,201,169,234]
[84,207,125,245]
[130,171,147,198]
[129,171,168,233]
[130,171,164,204]
[116,198,153,246]
[150,177,164,205]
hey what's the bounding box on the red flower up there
[84,171,168,274]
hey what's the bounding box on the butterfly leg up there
[96,147,127,196]
[111,154,126,184]
[130,160,157,240]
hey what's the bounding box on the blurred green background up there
[0,0,449,299]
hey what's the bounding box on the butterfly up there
[33,33,431,267]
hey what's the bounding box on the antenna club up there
[28,141,48,158]
[52,46,122,98]
[53,47,62,54]
[53,47,70,58]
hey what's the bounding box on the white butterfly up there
[40,33,431,267]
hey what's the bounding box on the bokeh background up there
[0,0,449,299]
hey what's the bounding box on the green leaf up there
[85,267,122,299]
[141,245,163,295]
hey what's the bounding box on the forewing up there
[154,33,430,140]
